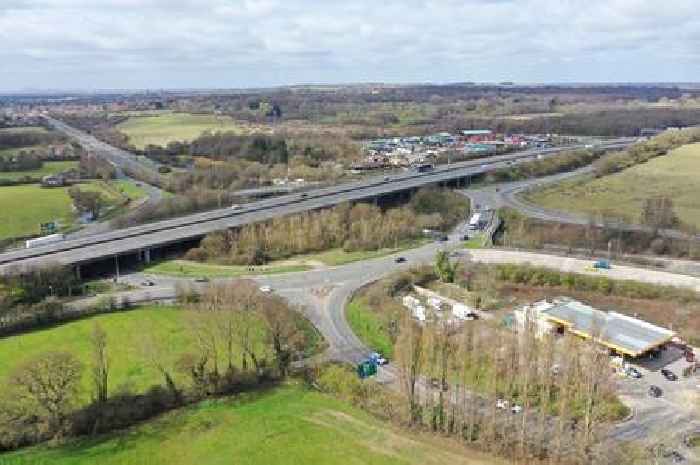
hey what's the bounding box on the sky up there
[1,0,699,91]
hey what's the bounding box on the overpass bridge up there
[0,139,633,275]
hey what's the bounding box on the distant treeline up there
[0,129,63,151]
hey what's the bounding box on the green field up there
[143,259,312,278]
[0,305,322,406]
[346,299,394,358]
[0,161,78,182]
[526,143,700,227]
[0,306,191,403]
[1,383,501,465]
[0,145,44,158]
[0,184,75,239]
[116,112,243,149]
[112,179,148,201]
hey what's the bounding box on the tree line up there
[0,280,311,451]
[185,189,469,265]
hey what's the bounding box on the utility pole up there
[114,255,120,282]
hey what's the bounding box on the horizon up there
[2,0,699,91]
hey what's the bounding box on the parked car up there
[259,285,272,293]
[438,235,449,242]
[394,256,406,263]
[461,234,470,241]
[194,276,209,283]
[496,398,509,410]
[593,259,611,270]
[369,352,388,366]
[648,385,663,397]
[511,404,523,414]
[626,367,642,379]
[661,369,678,381]
[141,279,155,287]
[430,378,449,391]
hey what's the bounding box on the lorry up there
[25,233,65,249]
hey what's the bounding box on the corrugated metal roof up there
[540,299,675,356]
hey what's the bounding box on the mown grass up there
[300,240,428,266]
[0,383,502,465]
[346,299,394,358]
[0,306,191,404]
[0,161,79,182]
[116,112,243,149]
[0,305,323,406]
[526,143,700,228]
[143,259,312,278]
[0,184,74,239]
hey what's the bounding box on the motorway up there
[0,132,634,273]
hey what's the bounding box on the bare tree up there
[394,314,424,426]
[9,351,83,431]
[90,323,109,404]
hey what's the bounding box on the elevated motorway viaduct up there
[0,131,634,275]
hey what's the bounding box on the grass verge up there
[346,298,394,358]
[0,383,503,465]
[143,259,312,278]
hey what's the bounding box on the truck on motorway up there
[26,233,65,249]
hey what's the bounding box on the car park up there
[661,369,678,381]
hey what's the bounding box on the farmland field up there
[0,161,78,182]
[526,143,700,227]
[116,112,244,148]
[0,305,322,406]
[1,383,503,465]
[0,184,74,239]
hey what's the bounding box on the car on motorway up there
[194,276,209,283]
[648,385,663,397]
[300,193,308,198]
[661,369,678,381]
[394,256,406,263]
[259,285,272,293]
[383,176,390,182]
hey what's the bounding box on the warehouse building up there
[514,298,675,358]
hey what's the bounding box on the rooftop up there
[539,299,675,357]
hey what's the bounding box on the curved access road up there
[464,167,699,241]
